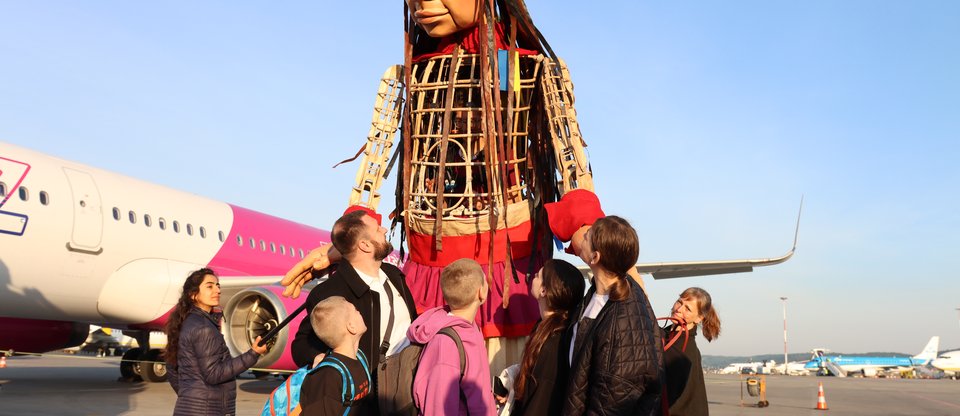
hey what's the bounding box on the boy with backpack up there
[406,259,497,416]
[299,296,373,416]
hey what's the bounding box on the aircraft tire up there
[120,348,144,382]
[139,348,168,383]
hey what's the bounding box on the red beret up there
[544,189,605,242]
[343,205,383,225]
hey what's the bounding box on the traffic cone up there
[815,382,828,410]
[0,355,6,369]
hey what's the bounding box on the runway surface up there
[1,354,959,415]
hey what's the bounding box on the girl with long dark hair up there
[564,216,665,416]
[164,268,267,416]
[662,287,721,416]
[510,259,585,415]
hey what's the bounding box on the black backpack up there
[377,326,466,416]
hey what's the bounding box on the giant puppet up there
[282,0,606,367]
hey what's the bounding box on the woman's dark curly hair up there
[163,268,215,367]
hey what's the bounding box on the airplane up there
[0,141,796,382]
[62,325,145,357]
[0,141,343,382]
[804,336,940,377]
[931,350,960,379]
[774,361,811,376]
[719,360,777,375]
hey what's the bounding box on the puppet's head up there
[404,0,553,58]
[405,0,482,38]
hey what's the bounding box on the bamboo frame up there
[405,53,541,228]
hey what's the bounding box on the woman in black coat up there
[662,287,721,416]
[164,268,267,416]
[511,259,585,416]
[563,216,665,416]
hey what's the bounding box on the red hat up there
[544,189,605,243]
[343,205,383,225]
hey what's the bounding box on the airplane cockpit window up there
[128,211,137,224]
[0,181,6,197]
[173,221,181,233]
[159,217,167,230]
[200,226,207,239]
[186,224,194,236]
[18,186,29,201]
[144,214,152,227]
[39,191,50,206]
[113,207,121,221]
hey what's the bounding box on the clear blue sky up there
[2,1,958,357]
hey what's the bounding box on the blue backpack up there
[262,350,370,416]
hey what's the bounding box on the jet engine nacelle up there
[222,285,306,370]
[0,317,90,353]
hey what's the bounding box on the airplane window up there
[299,249,304,259]
[129,211,137,224]
[200,226,207,239]
[144,214,152,227]
[186,224,194,236]
[19,186,29,201]
[237,235,243,246]
[219,231,225,242]
[291,248,297,258]
[260,240,266,251]
[0,181,6,197]
[249,237,255,248]
[113,208,121,221]
[173,221,181,233]
[280,245,286,255]
[159,217,166,230]
[39,191,50,206]
[270,242,276,253]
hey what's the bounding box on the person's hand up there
[312,353,327,368]
[281,244,334,298]
[251,336,268,355]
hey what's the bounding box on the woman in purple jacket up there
[164,268,267,416]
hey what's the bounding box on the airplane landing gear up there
[119,331,168,383]
[120,348,143,382]
[139,348,168,382]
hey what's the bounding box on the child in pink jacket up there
[407,259,497,416]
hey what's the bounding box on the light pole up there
[780,297,788,374]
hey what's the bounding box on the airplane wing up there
[635,247,795,280]
[579,198,802,280]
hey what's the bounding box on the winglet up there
[575,197,804,281]
[634,196,803,280]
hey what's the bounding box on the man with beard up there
[290,207,418,411]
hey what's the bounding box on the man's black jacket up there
[290,261,418,372]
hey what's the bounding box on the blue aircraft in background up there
[805,336,939,377]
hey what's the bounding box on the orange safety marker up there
[0,355,6,369]
[815,382,828,410]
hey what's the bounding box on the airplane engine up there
[222,286,305,370]
[0,317,89,353]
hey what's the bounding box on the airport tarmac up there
[2,354,959,415]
